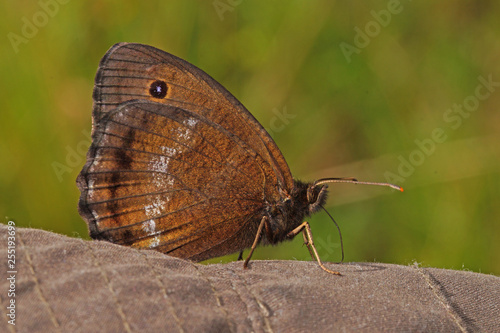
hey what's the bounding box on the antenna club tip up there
[399,187,404,192]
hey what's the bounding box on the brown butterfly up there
[77,43,401,275]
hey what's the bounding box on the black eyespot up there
[149,80,168,99]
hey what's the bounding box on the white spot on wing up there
[87,179,95,200]
[149,117,198,189]
[162,146,177,156]
[149,235,160,248]
[166,177,174,186]
[177,128,191,140]
[144,196,168,218]
[149,151,173,188]
[150,155,170,173]
[185,117,198,127]
[175,117,198,141]
[143,219,156,235]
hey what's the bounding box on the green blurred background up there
[1,1,499,275]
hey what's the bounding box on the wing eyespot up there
[149,80,168,99]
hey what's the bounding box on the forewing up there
[93,43,294,195]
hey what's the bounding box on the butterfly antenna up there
[314,177,403,192]
[320,205,344,263]
[314,177,402,263]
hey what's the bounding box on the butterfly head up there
[306,182,329,215]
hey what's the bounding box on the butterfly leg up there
[301,230,316,259]
[243,216,268,269]
[237,251,244,261]
[286,222,341,276]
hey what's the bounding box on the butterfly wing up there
[78,100,274,260]
[78,43,293,260]
[93,42,293,193]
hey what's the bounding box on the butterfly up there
[77,43,401,275]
